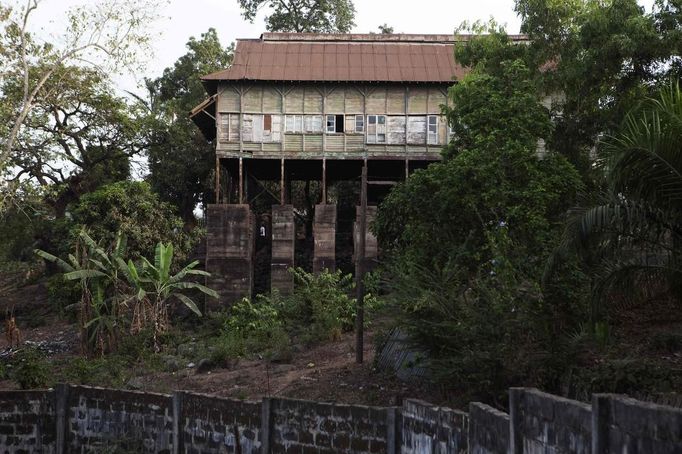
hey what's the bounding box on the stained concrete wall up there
[180,392,262,454]
[353,205,379,273]
[65,385,173,453]
[269,397,395,453]
[468,402,510,454]
[510,388,592,454]
[0,390,56,453]
[206,204,255,306]
[313,204,337,273]
[400,399,468,454]
[270,205,295,295]
[593,393,682,453]
[1,385,680,453]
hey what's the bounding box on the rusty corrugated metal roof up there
[202,33,527,84]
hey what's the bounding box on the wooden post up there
[405,158,409,180]
[239,157,244,204]
[322,158,327,204]
[215,156,221,203]
[355,161,368,364]
[280,158,285,205]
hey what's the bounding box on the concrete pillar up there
[205,204,255,308]
[271,205,295,295]
[353,205,378,273]
[313,204,337,273]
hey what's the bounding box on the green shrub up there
[279,268,356,343]
[46,274,81,314]
[10,348,50,389]
[217,296,292,361]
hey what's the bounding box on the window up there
[285,115,303,133]
[355,115,364,133]
[407,116,427,144]
[218,113,240,142]
[366,115,386,143]
[326,114,345,133]
[305,115,323,133]
[427,115,439,144]
[242,114,281,143]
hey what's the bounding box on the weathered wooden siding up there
[216,83,450,158]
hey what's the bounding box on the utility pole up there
[356,161,368,363]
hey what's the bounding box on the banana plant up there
[35,230,130,356]
[119,241,218,350]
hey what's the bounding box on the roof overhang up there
[189,94,217,141]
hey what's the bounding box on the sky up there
[24,0,525,94]
[23,0,655,95]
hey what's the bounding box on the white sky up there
[23,0,654,95]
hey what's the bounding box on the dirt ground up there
[0,279,442,407]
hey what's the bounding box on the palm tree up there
[550,82,682,322]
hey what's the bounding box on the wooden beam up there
[280,158,285,205]
[355,160,368,364]
[322,158,327,204]
[239,157,244,204]
[215,156,221,204]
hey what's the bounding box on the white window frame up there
[326,114,336,133]
[427,115,439,145]
[285,115,304,133]
[355,114,364,133]
[366,115,386,144]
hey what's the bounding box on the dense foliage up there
[374,32,586,403]
[237,0,356,32]
[60,181,197,261]
[145,29,234,224]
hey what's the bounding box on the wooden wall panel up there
[243,87,262,112]
[218,86,240,111]
[326,90,345,112]
[304,88,323,113]
[408,88,428,113]
[286,88,305,113]
[262,87,282,112]
[387,88,406,114]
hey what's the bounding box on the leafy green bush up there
[59,181,200,261]
[10,348,50,389]
[279,268,356,343]
[215,296,291,362]
[46,273,81,315]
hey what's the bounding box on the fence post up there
[508,388,524,454]
[592,394,611,454]
[55,383,69,454]
[172,391,184,454]
[386,406,398,454]
[261,397,271,454]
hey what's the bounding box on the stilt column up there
[205,204,255,308]
[271,205,295,295]
[354,206,378,273]
[313,204,337,273]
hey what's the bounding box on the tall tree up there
[374,32,584,401]
[145,29,234,225]
[0,0,164,211]
[550,83,682,321]
[515,0,674,173]
[237,0,355,32]
[3,65,149,215]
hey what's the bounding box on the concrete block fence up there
[0,385,679,453]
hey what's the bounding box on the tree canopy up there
[237,0,356,32]
[145,29,234,225]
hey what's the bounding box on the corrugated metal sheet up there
[375,328,429,382]
[200,33,519,83]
